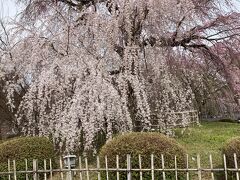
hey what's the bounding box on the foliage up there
[99,132,187,180]
[0,137,56,180]
[0,0,239,151]
[221,137,240,179]
[218,136,240,180]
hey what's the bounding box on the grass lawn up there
[175,121,240,168]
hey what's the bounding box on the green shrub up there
[0,136,57,180]
[221,137,240,179]
[99,132,187,180]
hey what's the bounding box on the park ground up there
[0,120,230,179]
[175,121,240,168]
[51,121,240,179]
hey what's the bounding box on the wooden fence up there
[135,110,199,131]
[1,153,239,180]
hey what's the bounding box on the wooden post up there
[33,159,38,180]
[8,159,11,180]
[59,157,64,180]
[234,153,239,180]
[44,159,47,180]
[79,157,83,180]
[116,155,119,180]
[151,154,154,180]
[49,159,53,180]
[223,154,228,180]
[85,157,89,180]
[186,154,189,180]
[25,159,29,180]
[209,154,214,180]
[67,156,72,180]
[139,155,143,180]
[127,155,131,180]
[105,156,109,180]
[174,156,178,180]
[13,160,17,180]
[97,156,101,180]
[197,154,202,180]
[161,154,166,180]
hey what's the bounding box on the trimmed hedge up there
[0,137,56,180]
[99,132,187,180]
[223,137,240,166]
[222,137,240,179]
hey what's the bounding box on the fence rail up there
[134,110,200,132]
[1,153,240,180]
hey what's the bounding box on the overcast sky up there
[0,0,21,20]
[1,0,240,19]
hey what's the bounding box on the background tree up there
[0,20,26,139]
